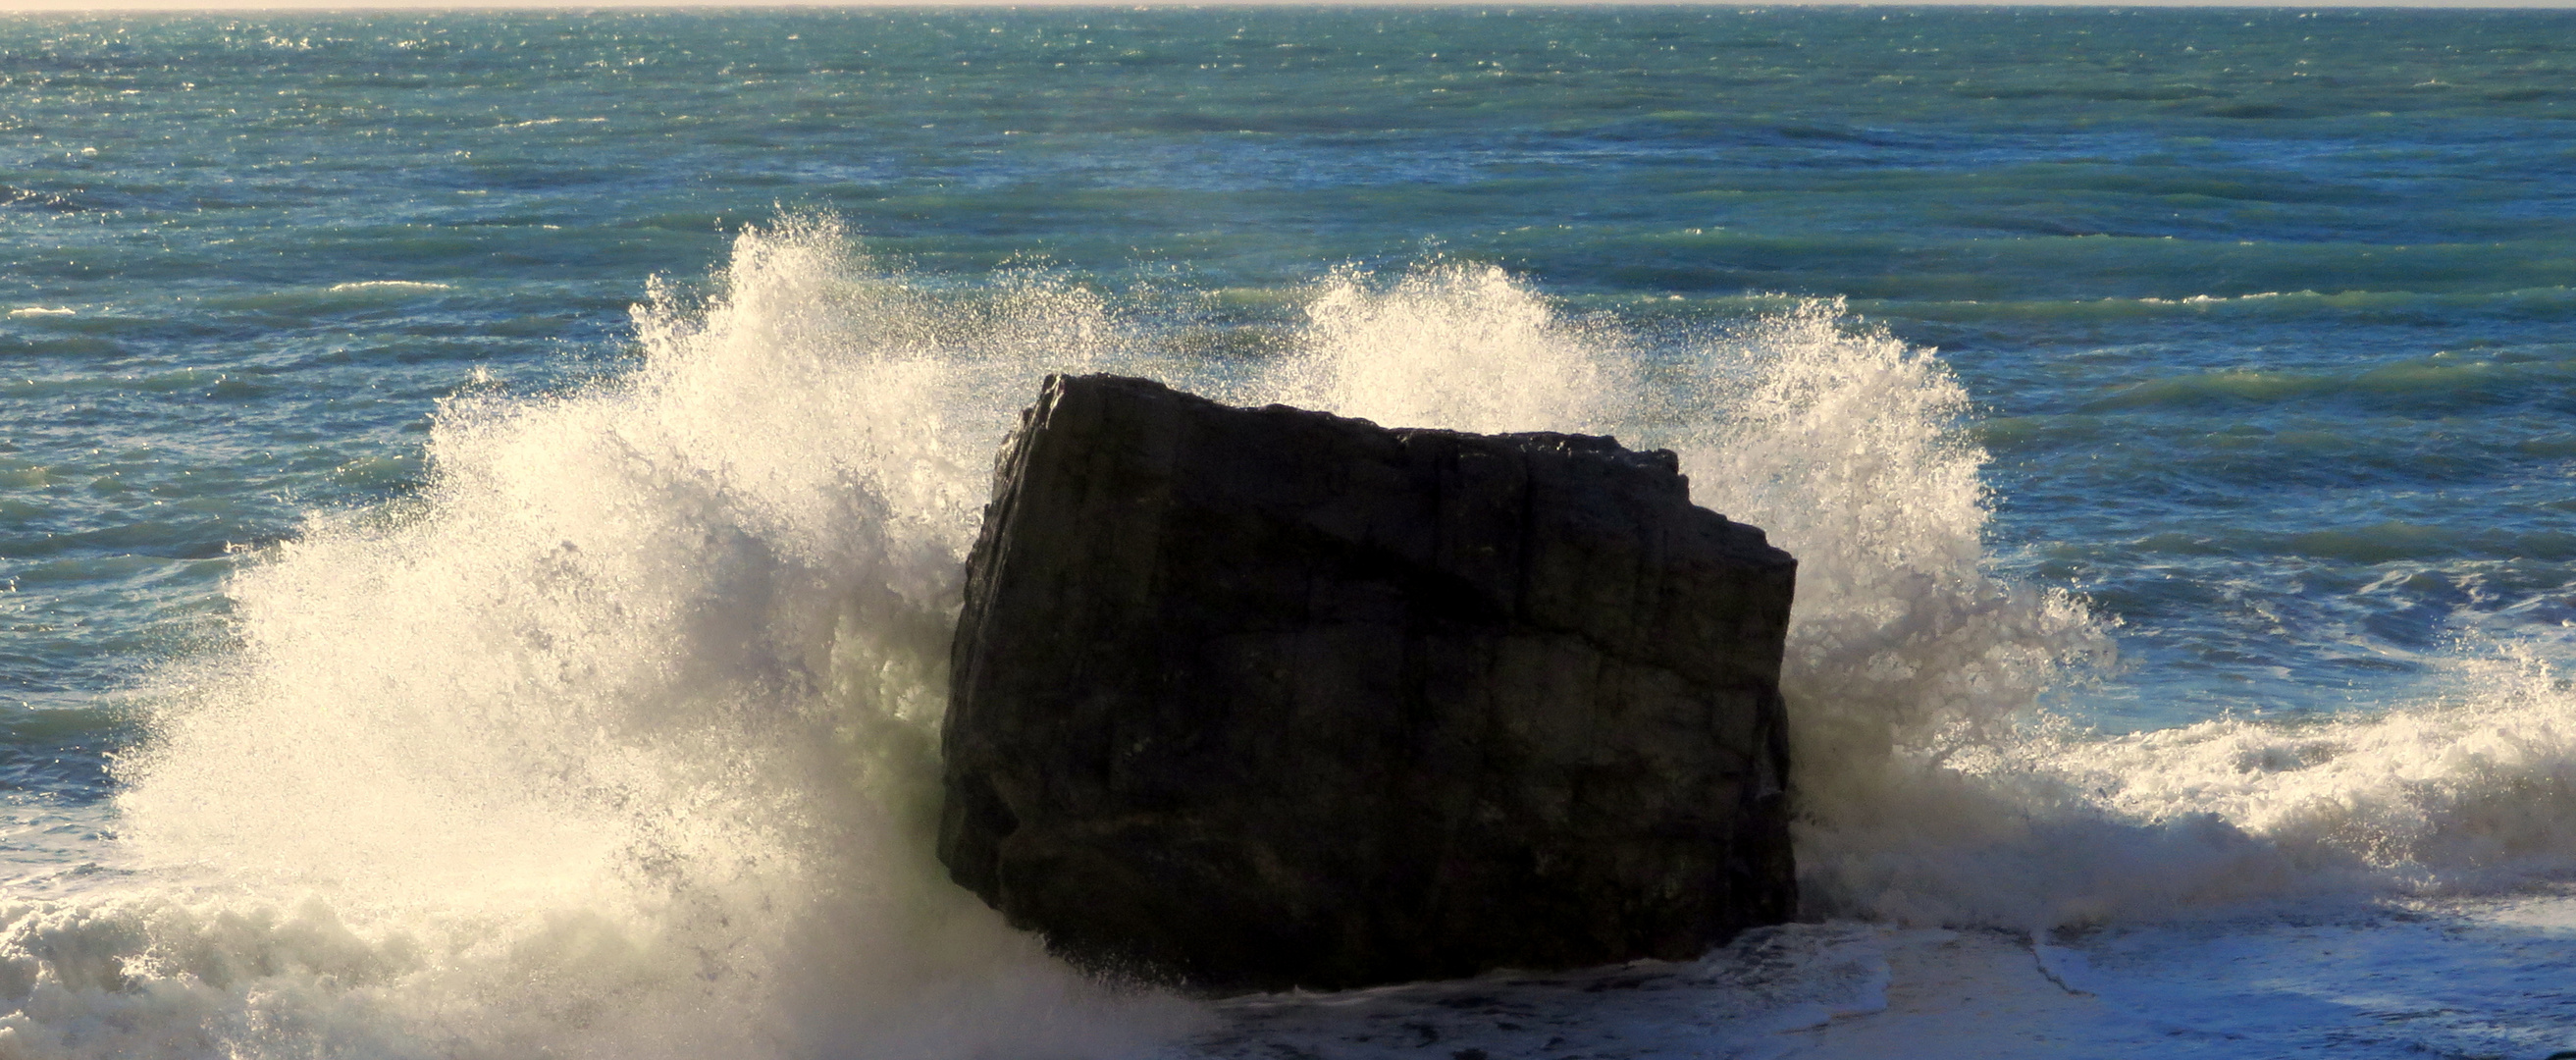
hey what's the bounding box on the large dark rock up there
[938,373,1797,992]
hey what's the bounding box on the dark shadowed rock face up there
[938,373,1797,993]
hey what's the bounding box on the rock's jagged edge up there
[939,373,1797,993]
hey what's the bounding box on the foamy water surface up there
[5,9,2576,1059]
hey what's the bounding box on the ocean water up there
[4,6,2576,1057]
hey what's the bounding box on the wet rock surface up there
[938,373,1797,992]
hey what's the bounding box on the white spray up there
[18,217,1191,1060]
[9,223,2576,1060]
[1272,266,2576,929]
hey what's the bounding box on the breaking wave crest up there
[1272,264,2576,930]
[34,216,1196,1060]
[7,218,2574,1058]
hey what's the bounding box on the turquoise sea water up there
[6,8,2576,1058]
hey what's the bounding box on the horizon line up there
[8,0,2576,11]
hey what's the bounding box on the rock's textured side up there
[938,373,1797,992]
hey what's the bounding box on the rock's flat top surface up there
[940,374,1797,992]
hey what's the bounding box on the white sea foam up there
[1266,261,1622,436]
[13,218,2576,1058]
[1259,269,2576,932]
[326,281,453,292]
[34,216,1196,1060]
[2042,644,2576,891]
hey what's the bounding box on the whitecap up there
[326,281,452,292]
